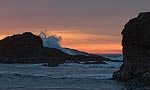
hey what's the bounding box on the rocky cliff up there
[113,12,150,84]
[0,32,107,65]
[0,32,65,64]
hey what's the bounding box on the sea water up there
[100,54,123,61]
[0,54,123,80]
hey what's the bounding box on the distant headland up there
[0,32,114,66]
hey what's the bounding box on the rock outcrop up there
[0,32,65,64]
[0,32,108,65]
[113,12,150,84]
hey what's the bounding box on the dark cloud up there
[0,0,150,35]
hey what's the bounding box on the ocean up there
[0,54,123,80]
[0,54,126,90]
[100,54,123,61]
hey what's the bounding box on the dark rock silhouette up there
[113,12,150,84]
[0,32,65,64]
[0,32,108,65]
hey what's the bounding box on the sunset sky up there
[0,0,150,54]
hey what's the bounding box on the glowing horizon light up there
[0,35,7,40]
[0,31,122,54]
[62,43,122,54]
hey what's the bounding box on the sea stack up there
[113,12,150,84]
